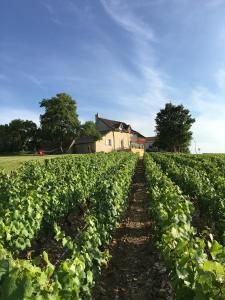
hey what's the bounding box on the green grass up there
[0,155,67,173]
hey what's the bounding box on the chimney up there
[95,113,100,121]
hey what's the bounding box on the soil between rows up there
[93,159,174,300]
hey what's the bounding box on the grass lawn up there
[0,155,67,173]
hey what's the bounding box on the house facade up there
[144,136,157,151]
[74,114,146,153]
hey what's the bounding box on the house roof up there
[131,129,146,138]
[98,117,131,132]
[97,116,145,137]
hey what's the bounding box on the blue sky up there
[1,0,225,152]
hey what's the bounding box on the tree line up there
[0,93,101,154]
[0,93,195,154]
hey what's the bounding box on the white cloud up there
[41,1,64,26]
[41,2,54,15]
[99,0,225,153]
[192,118,225,153]
[100,0,155,41]
[22,72,43,87]
[123,112,156,137]
[2,0,224,154]
[188,86,225,153]
[214,69,225,89]
[97,0,171,137]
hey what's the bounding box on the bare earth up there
[93,159,174,300]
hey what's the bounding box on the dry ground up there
[93,159,174,300]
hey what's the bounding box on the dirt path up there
[93,159,174,300]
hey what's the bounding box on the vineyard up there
[0,153,224,299]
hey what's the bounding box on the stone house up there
[74,114,146,154]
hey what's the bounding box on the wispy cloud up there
[41,2,54,15]
[41,1,64,25]
[2,0,225,153]
[97,0,170,136]
[99,0,225,152]
[22,72,43,87]
[214,69,225,89]
[41,1,94,27]
[100,0,155,41]
[188,85,225,153]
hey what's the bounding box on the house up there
[144,136,157,151]
[74,114,146,154]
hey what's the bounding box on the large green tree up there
[40,93,80,152]
[0,119,38,153]
[80,121,101,140]
[9,119,38,152]
[155,103,195,152]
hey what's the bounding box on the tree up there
[40,93,80,152]
[0,119,38,153]
[0,124,10,153]
[80,121,101,140]
[155,103,195,152]
[9,119,38,152]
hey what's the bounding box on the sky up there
[1,0,225,153]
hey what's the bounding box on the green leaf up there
[171,227,179,238]
[42,251,49,264]
[86,270,93,284]
[210,241,223,259]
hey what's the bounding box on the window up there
[106,139,112,146]
[121,139,124,149]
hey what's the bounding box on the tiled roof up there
[97,116,146,137]
[98,117,131,132]
[98,118,130,130]
[131,129,145,138]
